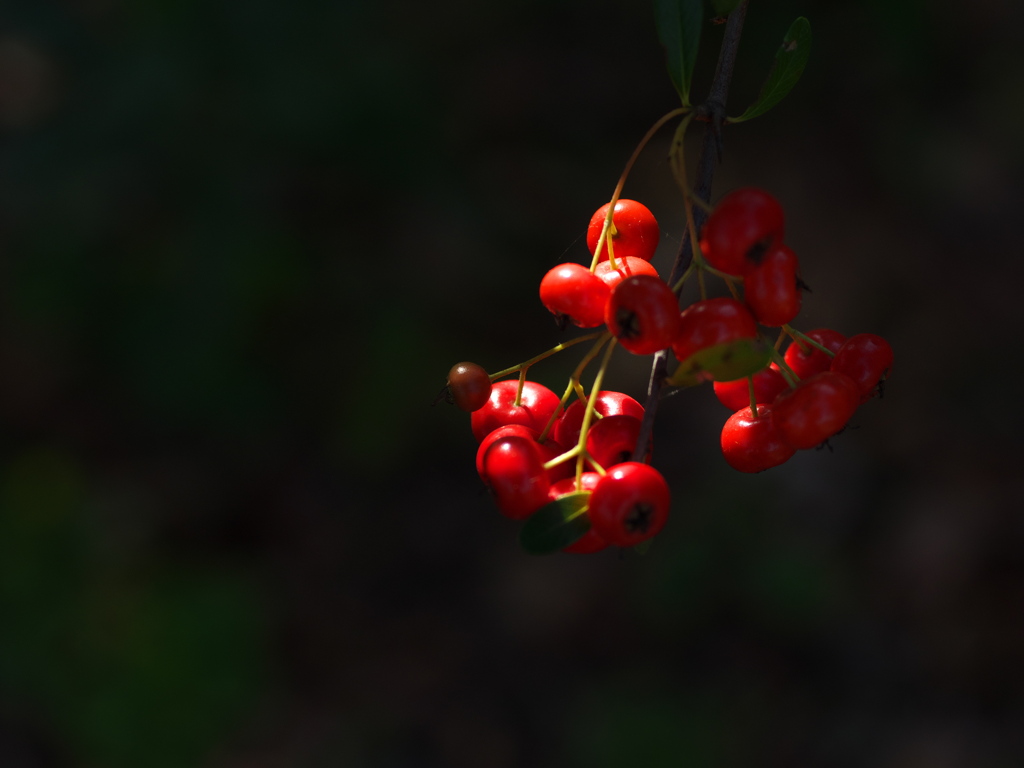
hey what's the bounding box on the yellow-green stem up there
[513,368,527,407]
[537,334,612,442]
[543,445,581,472]
[575,339,617,487]
[769,347,799,387]
[671,261,696,294]
[488,331,603,381]
[785,325,837,357]
[538,379,577,444]
[725,277,740,301]
[589,107,689,273]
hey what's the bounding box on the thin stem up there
[589,107,689,272]
[576,339,617,487]
[671,261,697,294]
[543,444,580,472]
[514,368,527,407]
[538,378,577,443]
[539,333,612,446]
[703,263,742,282]
[488,331,603,381]
[571,333,612,400]
[724,277,740,301]
[747,375,759,419]
[785,325,837,357]
[769,346,799,387]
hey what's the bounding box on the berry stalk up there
[487,331,604,381]
[588,107,689,273]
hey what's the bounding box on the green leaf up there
[729,17,811,123]
[666,337,772,387]
[519,493,591,555]
[654,0,704,105]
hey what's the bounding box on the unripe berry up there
[447,362,492,412]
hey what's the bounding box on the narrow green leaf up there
[729,17,811,123]
[654,0,704,105]
[666,337,773,388]
[519,493,591,556]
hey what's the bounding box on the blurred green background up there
[1,0,1023,765]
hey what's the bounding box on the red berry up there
[744,244,801,327]
[783,328,846,379]
[605,275,682,355]
[713,365,788,411]
[470,379,563,443]
[587,463,670,548]
[671,297,759,366]
[830,333,893,402]
[476,425,572,484]
[481,435,551,519]
[539,262,611,328]
[585,414,645,470]
[700,188,785,276]
[548,473,608,554]
[476,424,539,479]
[553,391,644,447]
[587,199,660,262]
[447,362,492,412]
[720,404,796,473]
[772,371,860,450]
[594,256,660,289]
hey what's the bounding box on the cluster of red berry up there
[443,188,892,555]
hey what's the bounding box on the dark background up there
[1,0,1023,766]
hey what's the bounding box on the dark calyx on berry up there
[745,236,772,267]
[624,502,655,534]
[615,307,642,339]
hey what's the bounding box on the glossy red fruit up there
[587,199,660,262]
[553,391,644,447]
[720,404,796,473]
[830,333,893,402]
[772,371,860,450]
[713,365,788,411]
[585,414,645,470]
[744,244,801,327]
[700,187,785,276]
[783,328,846,379]
[481,436,551,519]
[471,379,563,443]
[476,424,538,479]
[594,256,660,289]
[547,473,607,554]
[671,297,759,366]
[539,262,611,328]
[447,362,492,412]
[587,462,670,548]
[605,275,682,355]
